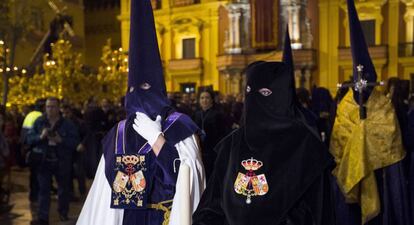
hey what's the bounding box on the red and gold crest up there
[112,154,147,207]
[234,157,269,204]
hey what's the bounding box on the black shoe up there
[30,219,49,225]
[59,214,69,221]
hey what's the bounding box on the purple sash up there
[115,112,182,155]
[115,120,126,154]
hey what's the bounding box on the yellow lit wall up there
[119,0,229,92]
[119,0,412,94]
[315,0,412,94]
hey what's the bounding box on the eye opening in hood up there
[140,82,152,90]
[258,88,272,97]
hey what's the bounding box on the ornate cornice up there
[171,17,204,31]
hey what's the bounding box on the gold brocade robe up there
[330,89,405,224]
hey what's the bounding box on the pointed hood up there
[347,0,377,104]
[282,26,294,73]
[125,0,170,119]
[282,26,298,103]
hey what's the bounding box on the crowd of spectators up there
[0,78,413,224]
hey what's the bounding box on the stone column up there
[225,1,250,54]
[388,0,399,76]
[291,4,301,47]
[118,0,131,50]
[281,0,311,50]
[402,1,414,58]
[231,72,242,94]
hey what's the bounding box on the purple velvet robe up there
[103,114,198,225]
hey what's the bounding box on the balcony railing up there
[173,0,200,7]
[399,42,414,57]
[216,48,317,71]
[168,58,203,71]
[291,49,317,68]
[338,45,388,60]
[216,54,247,71]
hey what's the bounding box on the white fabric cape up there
[76,135,205,225]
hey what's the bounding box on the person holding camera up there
[27,97,80,225]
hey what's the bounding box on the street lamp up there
[0,39,26,105]
[0,38,9,105]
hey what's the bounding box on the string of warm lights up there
[6,38,129,107]
[96,39,128,103]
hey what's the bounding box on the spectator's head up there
[45,97,60,119]
[60,98,70,106]
[61,104,74,120]
[199,89,215,111]
[167,92,175,100]
[10,104,19,115]
[386,77,409,109]
[87,97,98,108]
[190,93,197,102]
[181,93,190,104]
[34,98,46,112]
[224,94,235,104]
[101,98,111,112]
[22,105,31,116]
[296,88,311,109]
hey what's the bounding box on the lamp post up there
[0,39,10,105]
[0,39,27,106]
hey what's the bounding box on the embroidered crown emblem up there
[122,155,140,165]
[234,157,269,204]
[112,154,146,208]
[241,158,263,171]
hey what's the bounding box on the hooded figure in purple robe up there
[77,1,205,224]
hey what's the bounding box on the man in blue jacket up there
[28,97,80,225]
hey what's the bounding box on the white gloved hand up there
[133,112,163,147]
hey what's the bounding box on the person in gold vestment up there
[329,1,412,225]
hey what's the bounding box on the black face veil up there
[244,61,300,151]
